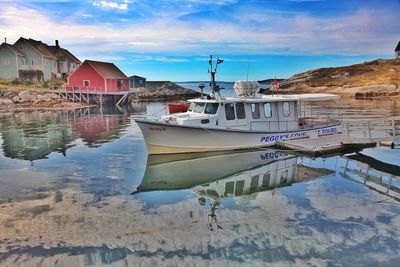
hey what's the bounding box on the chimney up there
[55,40,59,47]
[4,37,6,44]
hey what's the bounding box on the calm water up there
[0,98,400,266]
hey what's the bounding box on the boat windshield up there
[188,102,205,113]
[204,103,219,114]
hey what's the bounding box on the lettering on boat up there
[317,127,337,135]
[260,151,289,160]
[149,127,166,132]
[260,132,306,143]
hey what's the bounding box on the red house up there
[67,60,129,92]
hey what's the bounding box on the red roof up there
[0,43,26,57]
[86,60,127,79]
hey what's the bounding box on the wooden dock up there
[277,134,377,156]
[56,90,134,106]
[278,116,400,156]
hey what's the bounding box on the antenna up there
[208,55,224,99]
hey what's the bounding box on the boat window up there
[283,102,290,117]
[193,102,205,113]
[251,103,260,119]
[280,170,288,184]
[188,103,195,112]
[262,173,270,189]
[235,103,246,119]
[225,103,235,120]
[204,103,219,114]
[250,175,259,193]
[235,180,245,196]
[263,103,272,118]
[201,119,210,124]
[225,181,235,196]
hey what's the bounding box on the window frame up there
[263,102,272,118]
[235,102,246,120]
[225,103,235,120]
[204,103,219,114]
[283,102,290,117]
[83,80,90,87]
[251,103,260,119]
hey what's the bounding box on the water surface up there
[0,99,399,266]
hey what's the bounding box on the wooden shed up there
[129,75,146,88]
[67,60,129,92]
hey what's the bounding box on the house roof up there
[16,38,57,59]
[47,45,81,63]
[396,41,400,52]
[0,43,26,57]
[60,48,81,63]
[129,75,145,79]
[86,60,127,79]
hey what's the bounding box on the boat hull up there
[136,119,343,154]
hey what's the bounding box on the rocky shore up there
[272,58,400,98]
[0,89,91,111]
[131,82,200,101]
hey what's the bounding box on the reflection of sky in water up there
[0,102,399,266]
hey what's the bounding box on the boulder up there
[18,90,35,102]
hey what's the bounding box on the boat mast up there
[209,55,223,99]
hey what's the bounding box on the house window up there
[1,58,10,65]
[263,103,272,118]
[19,44,25,50]
[225,103,235,120]
[283,102,290,117]
[83,80,90,86]
[235,102,246,119]
[251,103,260,119]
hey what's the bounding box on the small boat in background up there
[168,102,190,114]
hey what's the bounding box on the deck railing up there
[66,86,104,93]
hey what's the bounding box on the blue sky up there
[0,0,399,81]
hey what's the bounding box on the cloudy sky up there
[0,0,399,81]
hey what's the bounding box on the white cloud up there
[92,0,128,10]
[0,4,398,59]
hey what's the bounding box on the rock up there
[18,90,34,102]
[12,96,20,103]
[0,98,15,109]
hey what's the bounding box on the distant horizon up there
[1,0,399,81]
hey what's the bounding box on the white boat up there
[136,56,342,155]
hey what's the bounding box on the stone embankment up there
[0,89,88,110]
[131,82,200,101]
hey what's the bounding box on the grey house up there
[396,41,400,58]
[0,43,27,80]
[129,75,146,88]
[48,40,81,79]
[0,37,81,81]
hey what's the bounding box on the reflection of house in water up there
[134,150,333,228]
[67,107,131,147]
[0,112,74,161]
[0,107,132,161]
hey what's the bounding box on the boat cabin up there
[161,93,338,132]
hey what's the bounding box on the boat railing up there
[249,118,338,132]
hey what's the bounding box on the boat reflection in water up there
[133,149,333,230]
